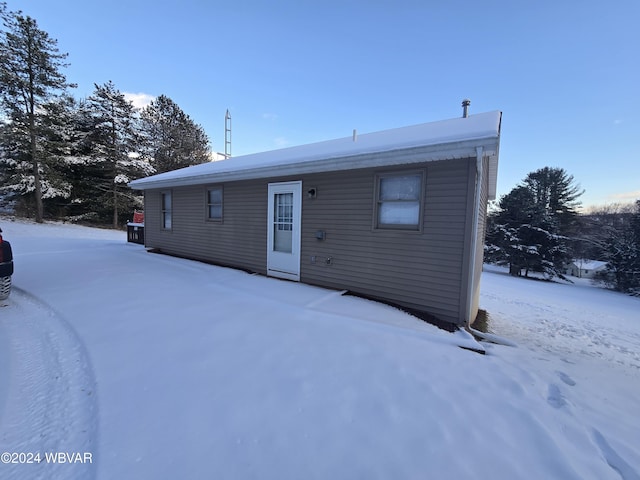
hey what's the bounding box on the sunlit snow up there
[0,218,638,479]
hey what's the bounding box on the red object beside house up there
[133,211,144,224]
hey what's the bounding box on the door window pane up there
[273,193,293,252]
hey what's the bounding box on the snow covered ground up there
[0,217,638,480]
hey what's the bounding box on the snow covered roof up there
[130,110,502,198]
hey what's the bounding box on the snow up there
[571,259,608,270]
[1,218,639,480]
[129,111,501,194]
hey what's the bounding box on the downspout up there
[465,146,484,327]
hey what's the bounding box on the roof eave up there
[130,136,500,191]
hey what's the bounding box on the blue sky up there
[11,0,640,208]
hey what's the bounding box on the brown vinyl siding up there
[300,158,470,324]
[143,158,473,325]
[144,179,268,274]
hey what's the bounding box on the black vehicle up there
[0,227,13,300]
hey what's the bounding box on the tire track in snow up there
[0,288,98,480]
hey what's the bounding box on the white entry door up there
[267,181,302,281]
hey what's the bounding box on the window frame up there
[161,191,172,230]
[205,185,224,223]
[373,170,426,232]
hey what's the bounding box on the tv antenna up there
[224,109,232,158]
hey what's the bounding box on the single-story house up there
[567,260,607,279]
[129,110,502,328]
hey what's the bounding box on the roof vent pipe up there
[352,129,357,142]
[462,98,471,118]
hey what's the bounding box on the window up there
[273,192,293,252]
[207,186,223,221]
[375,171,424,230]
[161,192,172,229]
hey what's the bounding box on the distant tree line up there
[0,4,211,227]
[486,166,639,296]
[581,201,640,295]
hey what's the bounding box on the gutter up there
[465,146,484,326]
[129,136,499,191]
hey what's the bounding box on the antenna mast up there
[224,109,232,158]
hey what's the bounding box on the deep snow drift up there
[0,218,638,480]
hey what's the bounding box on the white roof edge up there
[487,111,502,200]
[130,111,501,191]
[131,137,499,190]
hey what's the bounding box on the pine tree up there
[85,81,152,228]
[522,167,583,234]
[0,9,75,222]
[60,98,108,222]
[139,94,210,173]
[486,168,583,279]
[0,95,78,218]
[598,200,640,295]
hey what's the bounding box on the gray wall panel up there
[143,158,474,324]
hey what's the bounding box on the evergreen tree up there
[139,94,210,173]
[85,81,152,227]
[522,167,583,234]
[597,200,640,295]
[0,94,77,217]
[0,8,75,222]
[60,98,108,222]
[33,95,77,215]
[486,167,583,279]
